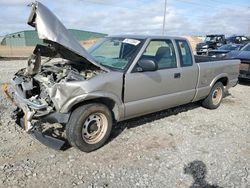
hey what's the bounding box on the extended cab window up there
[140,40,177,69]
[176,40,193,67]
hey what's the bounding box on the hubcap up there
[212,87,222,105]
[82,113,108,144]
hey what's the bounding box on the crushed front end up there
[3,1,108,150]
[3,50,105,150]
[3,57,70,149]
[3,83,65,149]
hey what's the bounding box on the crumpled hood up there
[27,1,107,70]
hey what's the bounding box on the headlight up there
[202,45,208,48]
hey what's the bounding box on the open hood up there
[27,1,107,70]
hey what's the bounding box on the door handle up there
[174,73,181,79]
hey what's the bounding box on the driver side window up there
[140,40,177,69]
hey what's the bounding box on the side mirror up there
[137,59,158,72]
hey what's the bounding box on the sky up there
[0,0,249,37]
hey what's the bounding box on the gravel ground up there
[0,60,249,188]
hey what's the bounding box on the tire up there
[202,82,224,109]
[66,103,112,152]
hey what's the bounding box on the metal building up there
[1,29,106,46]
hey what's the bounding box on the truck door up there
[175,39,199,102]
[124,39,183,119]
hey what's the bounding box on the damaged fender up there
[47,72,125,121]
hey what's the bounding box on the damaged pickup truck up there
[3,2,240,152]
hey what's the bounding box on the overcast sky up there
[0,0,249,37]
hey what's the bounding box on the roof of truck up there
[108,34,187,40]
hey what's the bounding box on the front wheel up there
[66,103,112,152]
[202,82,224,109]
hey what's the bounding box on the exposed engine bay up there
[11,48,106,120]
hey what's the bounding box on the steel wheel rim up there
[212,87,222,105]
[82,112,108,144]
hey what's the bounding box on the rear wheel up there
[202,82,224,109]
[66,103,112,152]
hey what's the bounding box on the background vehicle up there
[4,2,240,152]
[226,35,250,44]
[196,34,226,55]
[208,43,244,58]
[226,43,250,81]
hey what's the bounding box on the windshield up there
[204,36,216,42]
[88,37,143,70]
[241,43,250,51]
[218,44,239,50]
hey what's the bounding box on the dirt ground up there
[0,60,249,188]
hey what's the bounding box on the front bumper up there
[3,82,45,131]
[2,83,69,150]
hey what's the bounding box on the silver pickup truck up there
[3,2,240,152]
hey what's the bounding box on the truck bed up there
[193,58,240,101]
[194,55,224,63]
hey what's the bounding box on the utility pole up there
[248,7,250,36]
[8,35,13,57]
[162,0,167,35]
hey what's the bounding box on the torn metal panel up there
[46,71,125,115]
[27,54,41,75]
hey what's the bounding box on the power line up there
[174,0,215,8]
[174,0,250,10]
[207,0,243,6]
[208,0,223,4]
[78,0,142,10]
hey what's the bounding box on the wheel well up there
[216,77,228,86]
[71,97,118,122]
